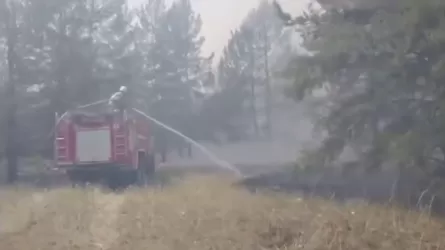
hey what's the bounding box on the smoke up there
[128,0,313,61]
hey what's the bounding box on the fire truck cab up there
[54,109,155,188]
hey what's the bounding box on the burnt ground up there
[2,156,445,216]
[5,162,285,189]
[240,168,445,216]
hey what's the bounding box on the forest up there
[2,0,445,189]
[0,0,287,183]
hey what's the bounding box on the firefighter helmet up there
[119,86,127,92]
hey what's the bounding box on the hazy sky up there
[128,0,310,58]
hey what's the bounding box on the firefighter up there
[109,86,128,112]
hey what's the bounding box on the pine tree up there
[276,0,445,174]
[133,0,167,109]
[148,0,205,158]
[150,0,204,116]
[1,0,19,182]
[210,1,283,140]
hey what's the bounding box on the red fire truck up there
[54,109,156,188]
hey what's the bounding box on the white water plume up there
[132,108,242,177]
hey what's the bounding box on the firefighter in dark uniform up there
[109,86,128,111]
[108,86,129,122]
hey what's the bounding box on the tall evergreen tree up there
[148,0,205,158]
[275,0,445,175]
[210,1,284,140]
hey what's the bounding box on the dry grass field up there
[0,174,445,250]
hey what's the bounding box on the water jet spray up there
[132,108,242,177]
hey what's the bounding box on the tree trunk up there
[263,24,272,139]
[5,2,18,184]
[249,48,259,136]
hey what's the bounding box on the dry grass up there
[0,175,445,250]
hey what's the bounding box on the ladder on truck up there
[113,109,128,159]
[54,112,69,164]
[56,137,68,162]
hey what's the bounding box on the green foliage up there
[147,0,206,149]
[212,0,284,139]
[281,0,445,174]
